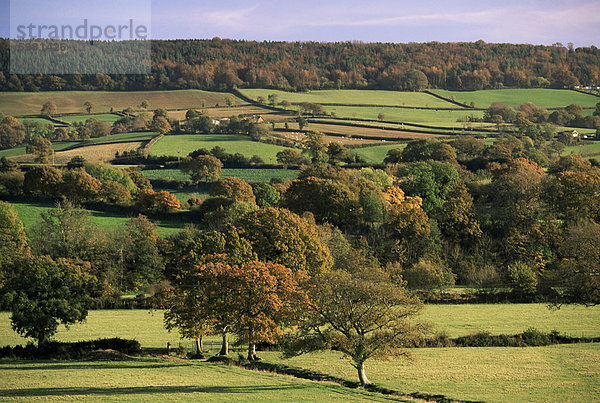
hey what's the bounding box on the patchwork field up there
[431,88,600,108]
[352,143,407,163]
[0,90,243,116]
[240,89,458,108]
[150,134,290,162]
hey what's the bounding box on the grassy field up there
[327,105,486,127]
[17,117,55,126]
[562,141,600,157]
[419,304,600,338]
[260,344,600,402]
[150,134,289,163]
[9,202,185,238]
[59,114,122,124]
[0,141,79,158]
[143,168,300,183]
[431,89,600,108]
[240,89,458,108]
[352,143,406,163]
[0,90,242,116]
[0,359,394,402]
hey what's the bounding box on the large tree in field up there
[40,101,58,117]
[0,255,100,345]
[26,137,53,164]
[181,155,223,183]
[23,166,63,198]
[285,267,423,386]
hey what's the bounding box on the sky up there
[1,0,600,47]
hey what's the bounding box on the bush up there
[0,338,142,360]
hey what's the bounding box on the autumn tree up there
[100,180,132,205]
[0,116,26,149]
[61,168,102,203]
[0,201,29,271]
[152,116,172,134]
[210,177,256,204]
[83,101,94,114]
[181,155,223,183]
[136,189,181,215]
[23,166,63,198]
[285,267,423,386]
[236,208,333,275]
[41,101,58,117]
[26,137,53,163]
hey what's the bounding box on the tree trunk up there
[219,332,229,356]
[357,361,371,386]
[247,342,258,361]
[194,336,204,355]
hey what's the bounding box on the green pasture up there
[0,141,79,158]
[562,141,600,157]
[59,114,122,124]
[327,105,486,127]
[0,359,392,402]
[143,168,299,183]
[352,143,406,163]
[240,89,457,108]
[150,134,289,163]
[17,117,55,126]
[9,202,184,238]
[260,344,600,402]
[0,90,241,116]
[431,89,600,108]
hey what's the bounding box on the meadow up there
[9,201,185,238]
[0,141,79,158]
[1,305,598,402]
[150,134,289,163]
[431,88,600,108]
[352,143,406,163]
[0,359,394,402]
[0,90,242,116]
[240,89,457,108]
[143,168,299,183]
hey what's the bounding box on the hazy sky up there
[2,0,599,47]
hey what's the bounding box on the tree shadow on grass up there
[0,361,190,371]
[0,385,309,398]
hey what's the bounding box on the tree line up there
[1,39,599,92]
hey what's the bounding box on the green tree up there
[181,155,223,183]
[285,267,423,386]
[304,131,327,164]
[0,201,29,272]
[252,183,280,208]
[276,149,309,166]
[0,255,100,345]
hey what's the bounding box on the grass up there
[352,143,406,163]
[431,88,600,108]
[8,201,184,238]
[240,89,458,108]
[17,117,54,126]
[59,114,122,124]
[0,90,242,116]
[419,303,600,338]
[143,168,299,183]
[562,141,600,157]
[150,134,289,163]
[260,344,600,402]
[0,142,79,158]
[327,105,486,126]
[0,359,396,402]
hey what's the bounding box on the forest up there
[1,39,599,92]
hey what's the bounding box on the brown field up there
[12,142,144,164]
[1,90,243,116]
[282,122,448,141]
